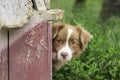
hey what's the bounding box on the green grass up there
[51,0,120,80]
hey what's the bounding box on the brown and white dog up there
[52,23,93,69]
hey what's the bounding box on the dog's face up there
[52,23,93,67]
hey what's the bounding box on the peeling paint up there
[36,44,42,58]
[39,36,48,49]
[36,36,48,58]
[25,35,48,59]
[26,50,31,62]
[40,36,47,46]
[25,30,37,47]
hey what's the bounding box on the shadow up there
[74,0,86,7]
[75,0,85,4]
[100,0,120,22]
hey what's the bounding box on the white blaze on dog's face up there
[52,23,93,68]
[57,28,73,62]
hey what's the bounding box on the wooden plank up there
[0,0,33,28]
[32,0,46,10]
[44,0,50,9]
[9,15,52,80]
[35,9,64,20]
[32,0,50,10]
[0,29,8,80]
[47,21,52,80]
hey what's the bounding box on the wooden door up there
[0,19,52,80]
[9,21,52,80]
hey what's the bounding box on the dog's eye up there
[71,40,77,45]
[56,39,62,44]
[71,41,76,45]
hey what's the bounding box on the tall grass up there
[51,0,120,80]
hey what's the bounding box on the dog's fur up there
[52,23,93,69]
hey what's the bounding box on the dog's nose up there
[61,52,68,59]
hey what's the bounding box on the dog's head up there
[52,23,93,67]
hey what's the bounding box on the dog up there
[52,23,93,69]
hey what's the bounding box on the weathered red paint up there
[9,21,52,80]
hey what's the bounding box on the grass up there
[51,0,120,80]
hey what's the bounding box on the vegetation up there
[51,0,120,80]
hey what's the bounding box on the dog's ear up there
[76,27,93,50]
[52,23,64,39]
